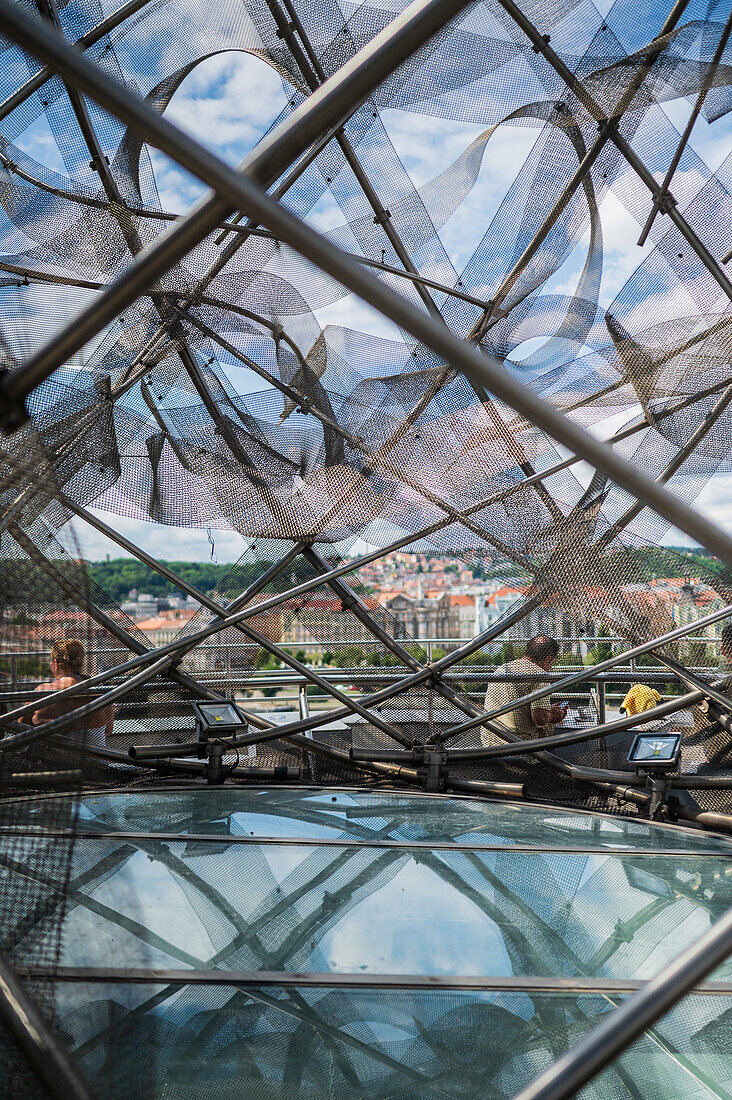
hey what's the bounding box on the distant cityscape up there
[2,549,725,674]
[91,550,728,656]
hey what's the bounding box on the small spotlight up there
[192,701,247,743]
[627,732,681,772]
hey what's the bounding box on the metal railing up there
[0,645,716,722]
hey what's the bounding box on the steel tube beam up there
[0,0,473,421]
[597,383,732,549]
[21,967,732,995]
[302,546,544,731]
[0,952,94,1100]
[440,601,732,741]
[265,0,444,319]
[3,3,732,570]
[638,9,732,244]
[0,0,151,122]
[0,652,175,752]
[56,499,412,745]
[0,541,301,730]
[9,522,225,704]
[125,595,539,755]
[0,261,102,289]
[441,685,718,760]
[301,545,423,672]
[511,903,732,1100]
[495,0,732,304]
[474,0,691,339]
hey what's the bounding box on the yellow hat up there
[620,683,661,717]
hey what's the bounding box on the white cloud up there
[163,52,287,157]
[59,509,247,562]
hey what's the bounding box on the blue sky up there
[3,4,732,561]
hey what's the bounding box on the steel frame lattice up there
[3,0,732,1093]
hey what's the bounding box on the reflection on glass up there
[19,788,732,851]
[54,982,732,1100]
[5,787,731,1097]
[4,833,730,981]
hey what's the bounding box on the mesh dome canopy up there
[3,0,732,1093]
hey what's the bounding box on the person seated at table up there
[620,682,693,731]
[32,639,113,746]
[482,636,568,745]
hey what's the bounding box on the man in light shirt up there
[482,636,567,745]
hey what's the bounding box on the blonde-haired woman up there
[32,639,113,745]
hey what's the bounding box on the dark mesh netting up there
[3,0,732,1093]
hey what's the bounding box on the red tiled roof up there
[136,616,175,630]
[487,586,525,604]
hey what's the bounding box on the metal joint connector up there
[417,748,448,792]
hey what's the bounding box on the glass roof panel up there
[53,981,732,1100]
[5,832,730,980]
[16,788,732,851]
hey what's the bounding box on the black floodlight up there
[627,732,682,772]
[192,701,247,742]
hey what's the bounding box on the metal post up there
[597,679,606,725]
[298,685,317,781]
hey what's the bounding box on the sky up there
[4,5,732,562]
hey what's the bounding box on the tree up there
[588,627,613,665]
[340,645,365,668]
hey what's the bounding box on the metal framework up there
[2,0,732,1093]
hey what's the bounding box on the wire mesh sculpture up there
[2,0,732,1093]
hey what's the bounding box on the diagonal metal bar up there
[0,537,301,730]
[0,651,175,752]
[9,521,224,704]
[438,600,732,742]
[0,950,94,1100]
[2,2,732,568]
[597,385,732,550]
[0,261,103,289]
[0,524,303,733]
[0,0,151,122]
[300,544,543,729]
[263,0,445,319]
[54,497,414,746]
[495,0,732,303]
[638,9,732,245]
[436,683,726,761]
[511,903,732,1100]
[472,0,692,340]
[115,597,540,755]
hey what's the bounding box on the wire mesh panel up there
[3,0,732,1093]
